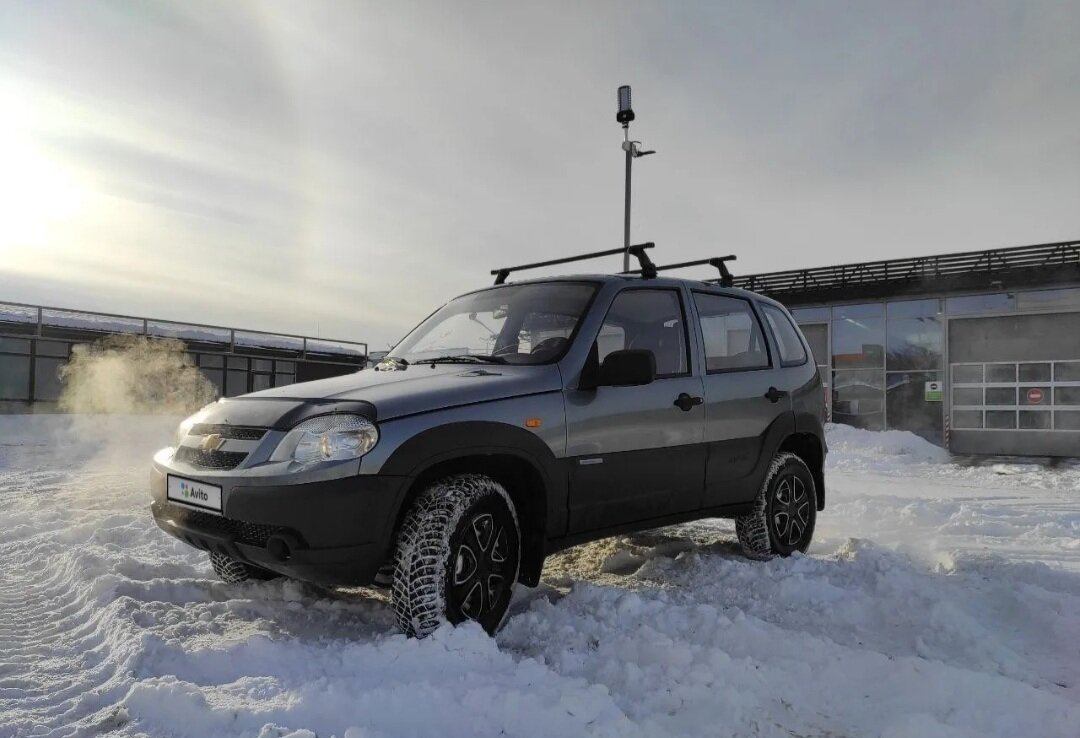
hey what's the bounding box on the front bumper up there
[150,465,407,585]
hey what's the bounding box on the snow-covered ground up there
[1,416,1077,738]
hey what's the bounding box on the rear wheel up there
[735,452,817,559]
[392,474,520,638]
[209,552,280,583]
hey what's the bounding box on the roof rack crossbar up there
[491,242,656,284]
[623,254,737,286]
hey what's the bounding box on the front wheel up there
[392,474,521,638]
[735,452,817,560]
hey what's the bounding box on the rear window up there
[761,304,807,366]
[692,293,770,372]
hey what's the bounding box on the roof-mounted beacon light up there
[616,85,655,271]
[616,85,634,125]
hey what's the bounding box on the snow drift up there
[0,417,1077,738]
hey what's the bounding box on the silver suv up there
[150,246,827,637]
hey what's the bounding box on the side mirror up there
[599,349,655,387]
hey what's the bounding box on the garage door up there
[949,313,1080,455]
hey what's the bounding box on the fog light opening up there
[266,535,292,562]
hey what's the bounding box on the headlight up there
[270,414,379,469]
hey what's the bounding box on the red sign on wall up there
[1027,387,1045,404]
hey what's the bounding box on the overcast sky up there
[1,1,1078,349]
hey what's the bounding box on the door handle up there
[674,393,704,412]
[764,386,788,403]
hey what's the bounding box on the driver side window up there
[597,289,689,377]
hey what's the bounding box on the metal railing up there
[732,240,1080,298]
[0,300,368,361]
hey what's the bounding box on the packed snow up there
[1,416,1077,738]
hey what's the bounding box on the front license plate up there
[167,475,223,514]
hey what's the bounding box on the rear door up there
[691,291,787,508]
[564,287,706,532]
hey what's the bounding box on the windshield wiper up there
[423,354,506,365]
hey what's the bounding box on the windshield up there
[388,282,597,365]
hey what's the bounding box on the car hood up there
[205,363,563,427]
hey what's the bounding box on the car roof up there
[463,273,785,308]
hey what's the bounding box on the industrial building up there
[734,239,1080,457]
[0,301,368,412]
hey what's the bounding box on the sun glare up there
[0,93,85,258]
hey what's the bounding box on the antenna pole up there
[623,124,632,273]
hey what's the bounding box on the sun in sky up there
[0,87,86,262]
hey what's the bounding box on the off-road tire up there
[735,452,817,560]
[392,474,521,638]
[209,552,280,583]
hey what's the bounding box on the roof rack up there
[491,242,657,284]
[623,255,737,287]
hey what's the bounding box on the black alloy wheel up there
[768,470,814,554]
[446,498,519,631]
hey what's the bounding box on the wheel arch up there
[777,432,826,510]
[380,422,562,587]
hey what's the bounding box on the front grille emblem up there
[199,433,226,452]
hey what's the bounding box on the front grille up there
[174,447,248,470]
[172,506,286,547]
[189,424,267,441]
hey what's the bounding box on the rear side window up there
[761,304,808,366]
[692,293,770,372]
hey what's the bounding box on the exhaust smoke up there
[59,335,217,416]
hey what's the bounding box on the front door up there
[691,291,787,508]
[565,287,706,533]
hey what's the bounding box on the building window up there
[35,340,70,358]
[33,357,66,401]
[886,315,942,370]
[0,337,31,354]
[833,304,885,369]
[200,369,224,397]
[886,371,942,444]
[946,293,1015,315]
[791,306,831,322]
[832,368,884,431]
[0,355,31,400]
[225,370,247,397]
[1016,288,1080,312]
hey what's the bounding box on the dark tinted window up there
[35,340,70,358]
[0,355,30,400]
[225,370,247,396]
[761,305,807,365]
[693,293,769,372]
[0,337,31,354]
[33,357,66,401]
[599,289,689,377]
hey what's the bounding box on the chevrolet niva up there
[150,245,826,637]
